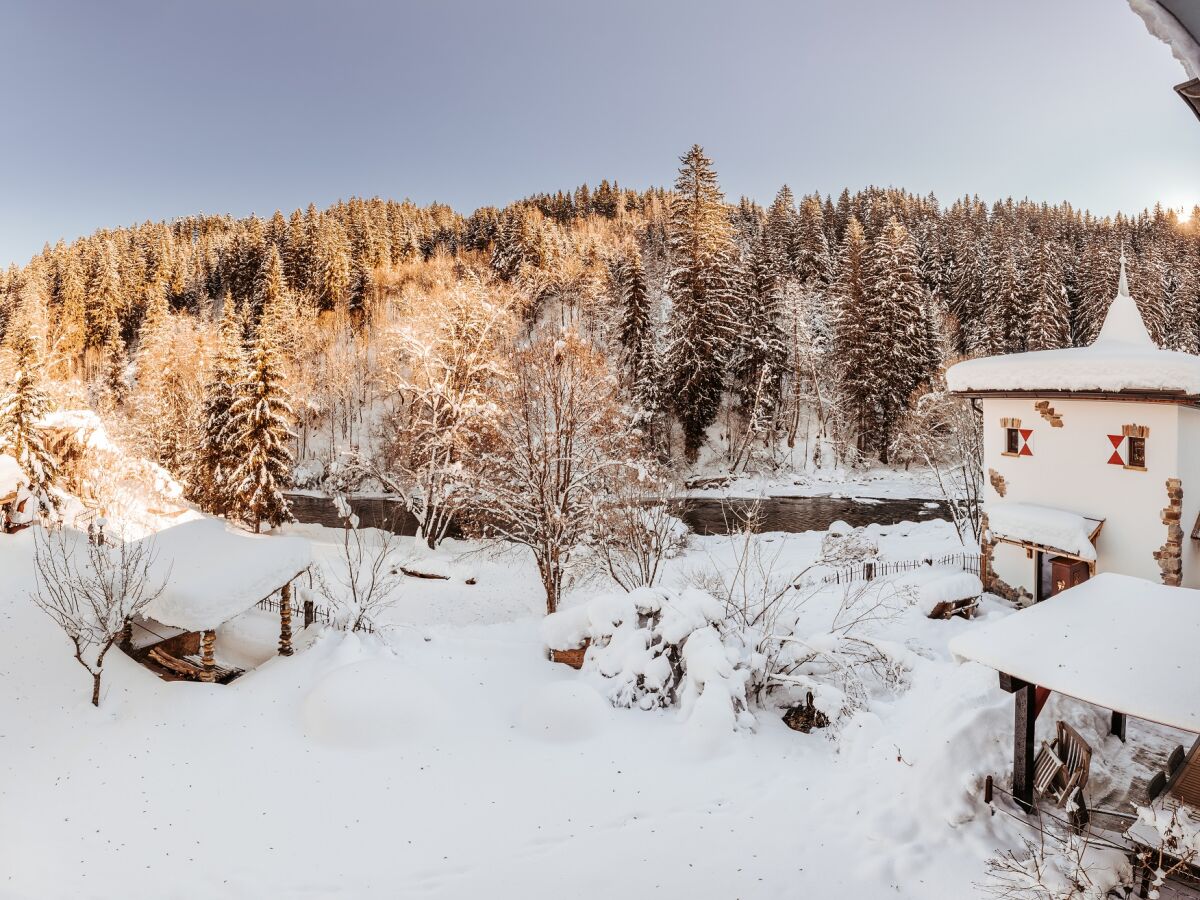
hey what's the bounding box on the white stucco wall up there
[1176,407,1200,589]
[981,397,1181,595]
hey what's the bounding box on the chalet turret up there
[948,255,1200,601]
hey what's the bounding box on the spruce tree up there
[764,185,798,280]
[0,330,58,512]
[864,217,932,459]
[226,314,295,532]
[663,145,740,462]
[977,223,1021,355]
[732,233,788,429]
[613,246,650,381]
[192,300,244,515]
[831,217,873,451]
[1024,240,1069,351]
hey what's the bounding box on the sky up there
[2,0,1198,266]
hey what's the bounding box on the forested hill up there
[1,146,1198,513]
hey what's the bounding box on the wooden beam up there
[199,630,216,684]
[1013,682,1037,813]
[279,582,294,657]
[999,672,1030,693]
[1111,710,1127,743]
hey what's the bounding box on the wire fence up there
[818,551,982,586]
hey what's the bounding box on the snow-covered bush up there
[591,473,688,591]
[819,520,879,567]
[312,495,408,632]
[1132,802,1200,898]
[544,587,755,732]
[984,830,1130,899]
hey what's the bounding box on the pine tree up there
[732,233,788,430]
[225,316,295,532]
[0,330,58,512]
[663,145,740,462]
[613,246,650,380]
[1024,240,1069,351]
[191,300,244,515]
[832,217,873,450]
[977,223,1021,355]
[95,319,129,412]
[1129,243,1169,346]
[864,217,933,459]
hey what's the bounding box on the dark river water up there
[285,492,948,537]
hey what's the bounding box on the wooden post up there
[303,597,315,629]
[199,630,216,683]
[1000,673,1036,813]
[1111,710,1127,743]
[279,582,294,657]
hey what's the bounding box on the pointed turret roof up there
[947,254,1200,397]
[1093,252,1154,347]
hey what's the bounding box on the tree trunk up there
[91,671,102,707]
[279,583,294,656]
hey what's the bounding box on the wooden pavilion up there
[127,518,312,683]
[951,573,1200,815]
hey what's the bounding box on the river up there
[285,492,949,537]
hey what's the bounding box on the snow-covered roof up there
[1130,0,1200,80]
[0,454,23,500]
[986,502,1102,561]
[951,573,1200,733]
[139,519,312,631]
[947,256,1200,397]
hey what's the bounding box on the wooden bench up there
[146,646,240,683]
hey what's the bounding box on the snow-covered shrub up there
[312,496,408,632]
[818,521,879,567]
[591,473,688,591]
[548,587,755,732]
[1132,803,1200,898]
[685,525,911,728]
[984,830,1130,900]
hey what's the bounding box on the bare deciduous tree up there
[592,471,688,591]
[470,329,636,613]
[30,526,167,706]
[313,496,407,632]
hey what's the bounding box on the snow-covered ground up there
[0,516,1182,898]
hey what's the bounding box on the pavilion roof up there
[950,573,1200,733]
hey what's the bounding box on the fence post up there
[864,561,875,581]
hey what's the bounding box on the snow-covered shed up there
[131,519,312,683]
[951,573,1200,811]
[948,256,1200,602]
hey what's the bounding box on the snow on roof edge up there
[1130,0,1200,80]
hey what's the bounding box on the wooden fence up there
[818,551,981,586]
[254,593,376,635]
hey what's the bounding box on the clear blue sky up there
[2,0,1198,266]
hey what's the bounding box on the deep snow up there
[0,516,1184,899]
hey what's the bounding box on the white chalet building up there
[947,256,1200,602]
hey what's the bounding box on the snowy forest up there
[2,145,1198,603]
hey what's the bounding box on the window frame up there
[1125,435,1146,471]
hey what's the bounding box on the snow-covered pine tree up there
[1129,243,1169,346]
[976,223,1021,355]
[254,244,288,319]
[1074,237,1118,345]
[663,145,740,462]
[0,329,58,513]
[95,319,129,413]
[764,185,798,279]
[1167,241,1200,354]
[940,226,981,356]
[865,217,934,460]
[613,245,650,381]
[831,216,874,452]
[732,232,788,433]
[1024,240,1069,351]
[191,300,245,515]
[225,310,295,532]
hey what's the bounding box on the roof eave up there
[951,388,1200,406]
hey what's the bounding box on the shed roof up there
[986,501,1103,561]
[947,256,1200,398]
[139,519,311,631]
[950,573,1200,733]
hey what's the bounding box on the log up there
[199,630,216,683]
